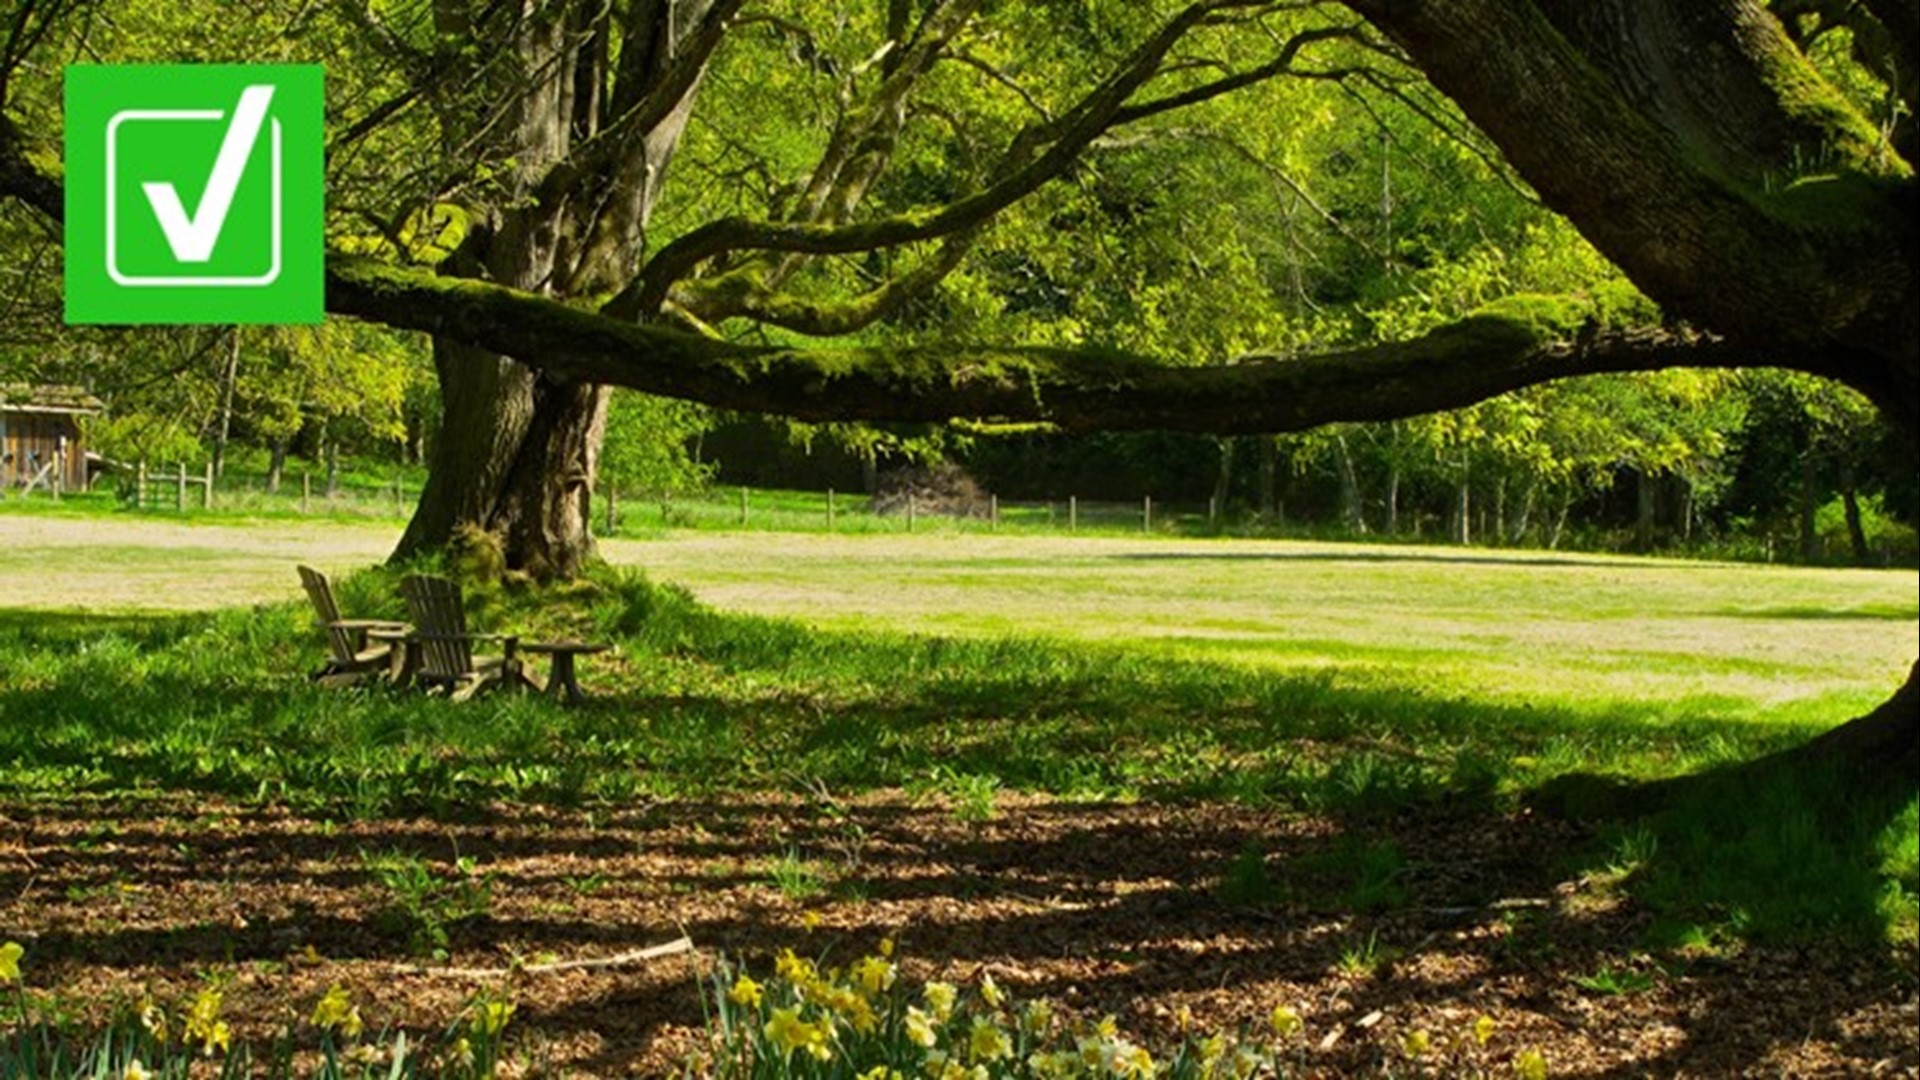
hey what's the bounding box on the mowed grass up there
[0,510,1915,945]
[609,531,1914,728]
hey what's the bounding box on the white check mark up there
[142,84,275,264]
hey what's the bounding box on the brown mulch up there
[1,793,1914,1078]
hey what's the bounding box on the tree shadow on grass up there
[0,604,1912,1073]
[2,790,1911,1076]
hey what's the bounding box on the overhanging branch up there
[327,256,1793,434]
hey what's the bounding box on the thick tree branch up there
[610,1,1329,320]
[1343,0,1915,374]
[674,231,978,335]
[0,113,61,222]
[328,257,1805,434]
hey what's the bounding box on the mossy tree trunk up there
[393,0,728,579]
[1346,0,1918,785]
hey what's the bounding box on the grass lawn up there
[0,509,1915,1076]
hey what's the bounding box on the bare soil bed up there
[3,793,1913,1077]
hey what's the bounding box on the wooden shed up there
[1,384,103,494]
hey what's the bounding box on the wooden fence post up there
[136,460,147,510]
[176,463,187,512]
[1069,495,1077,532]
[907,493,916,532]
[203,461,214,509]
[826,488,836,531]
[301,471,311,514]
[739,486,749,526]
[989,494,998,530]
[1143,495,1153,532]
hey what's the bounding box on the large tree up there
[3,0,1913,778]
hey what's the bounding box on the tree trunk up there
[212,328,240,479]
[1548,484,1571,550]
[266,438,287,494]
[1210,437,1236,523]
[325,437,340,498]
[1257,437,1277,520]
[1384,465,1400,535]
[1801,660,1920,788]
[1336,433,1366,534]
[1452,456,1471,545]
[1798,450,1819,563]
[391,0,715,578]
[1839,459,1871,566]
[1635,469,1656,552]
[1492,476,1506,547]
[1512,478,1536,544]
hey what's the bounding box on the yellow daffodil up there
[774,949,815,984]
[311,984,363,1038]
[1403,1028,1432,1059]
[1094,1015,1119,1039]
[856,1067,902,1080]
[0,941,22,983]
[139,1002,169,1044]
[852,955,895,996]
[1514,1047,1550,1080]
[121,1059,151,1080]
[204,1021,232,1056]
[878,937,895,958]
[727,974,765,1009]
[1230,1046,1265,1080]
[1270,1003,1302,1039]
[904,1005,939,1048]
[1021,998,1054,1037]
[929,1057,973,1080]
[840,992,879,1034]
[1475,1014,1498,1046]
[1174,1004,1193,1032]
[1112,1041,1154,1077]
[968,1017,1012,1063]
[979,972,1004,1010]
[762,1006,805,1050]
[1199,1032,1227,1068]
[801,911,823,931]
[922,980,957,1021]
[185,989,229,1054]
[470,998,515,1039]
[448,1037,474,1069]
[1034,1050,1083,1078]
[763,1007,830,1062]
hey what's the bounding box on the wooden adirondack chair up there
[298,565,410,687]
[398,574,538,701]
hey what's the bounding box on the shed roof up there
[0,384,105,415]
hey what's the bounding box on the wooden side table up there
[522,641,611,704]
[366,625,419,687]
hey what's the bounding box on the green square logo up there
[64,64,323,325]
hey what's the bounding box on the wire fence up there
[108,461,420,519]
[599,487,1230,537]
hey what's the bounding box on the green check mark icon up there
[142,84,275,263]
